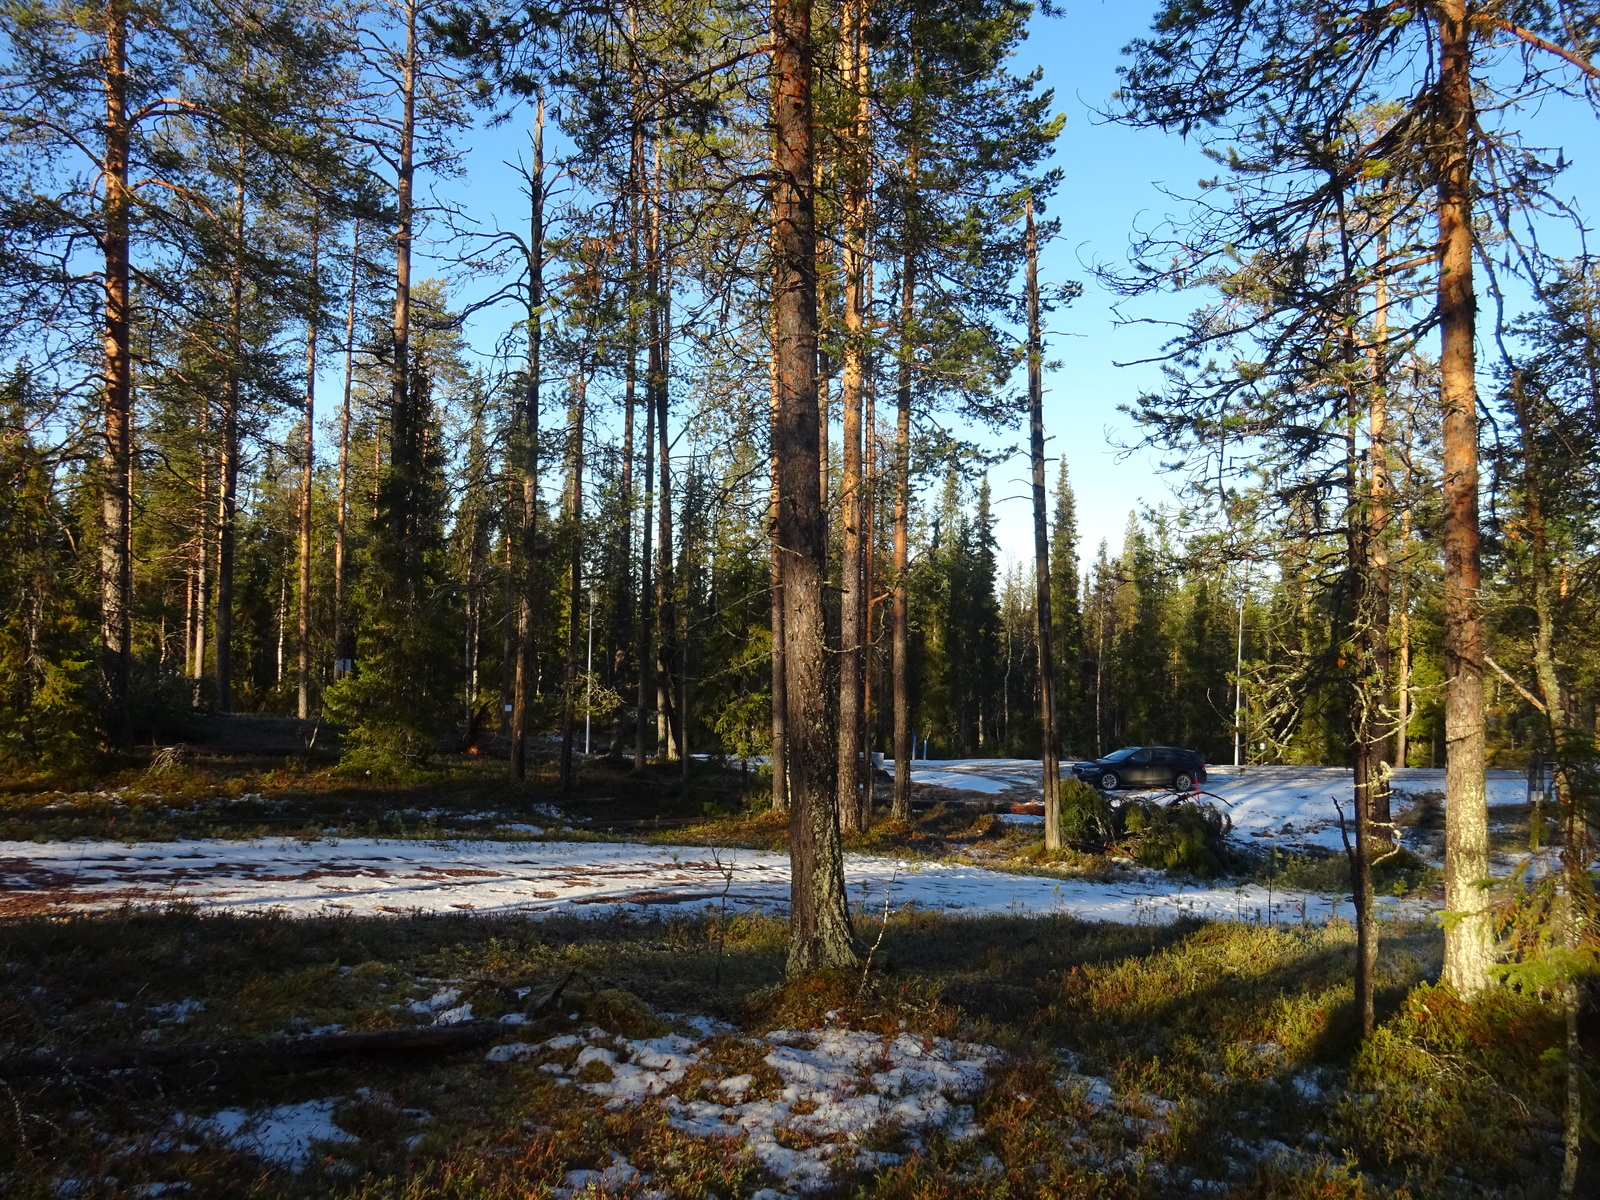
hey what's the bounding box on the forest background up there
[2,0,1598,785]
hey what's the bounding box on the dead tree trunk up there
[772,0,858,974]
[511,101,544,783]
[1025,200,1061,851]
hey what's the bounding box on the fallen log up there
[0,1021,504,1078]
[1,970,586,1079]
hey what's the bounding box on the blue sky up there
[425,3,1600,571]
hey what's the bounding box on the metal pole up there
[584,587,594,755]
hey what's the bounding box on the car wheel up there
[1097,770,1121,791]
[1173,771,1194,793]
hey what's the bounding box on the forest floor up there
[0,720,1583,1197]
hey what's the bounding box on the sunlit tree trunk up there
[773,0,857,973]
[99,0,133,747]
[1436,0,1492,996]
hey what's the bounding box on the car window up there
[1131,749,1152,764]
[1103,747,1137,763]
[1151,748,1174,764]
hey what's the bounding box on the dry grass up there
[0,898,1575,1199]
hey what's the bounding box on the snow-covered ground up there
[0,835,1417,926]
[0,762,1531,928]
[909,759,1529,849]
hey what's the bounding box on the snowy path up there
[0,837,1419,926]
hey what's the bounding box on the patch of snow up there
[149,999,204,1024]
[493,1025,1000,1192]
[433,1003,473,1026]
[195,1099,356,1171]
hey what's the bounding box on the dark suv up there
[1071,746,1207,792]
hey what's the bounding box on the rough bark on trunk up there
[100,0,133,748]
[1436,0,1492,996]
[1025,201,1061,850]
[772,0,857,974]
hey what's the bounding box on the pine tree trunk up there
[637,361,656,769]
[769,341,788,810]
[560,365,586,790]
[861,263,877,809]
[1396,496,1411,768]
[99,0,133,748]
[333,221,359,682]
[1026,201,1061,851]
[191,398,209,704]
[835,0,870,834]
[654,234,676,763]
[511,104,544,782]
[214,148,246,714]
[773,0,857,974]
[298,219,319,720]
[890,247,914,821]
[1436,0,1492,996]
